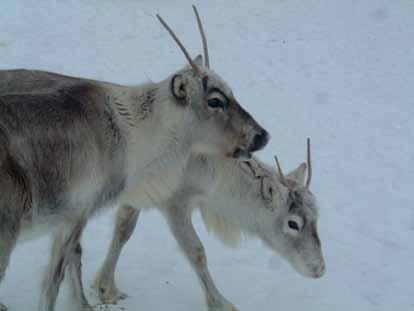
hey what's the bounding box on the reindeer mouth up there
[232,130,269,160]
[232,148,252,160]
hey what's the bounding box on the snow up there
[1,0,413,310]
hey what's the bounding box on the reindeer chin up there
[232,148,252,160]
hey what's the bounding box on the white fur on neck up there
[108,81,196,207]
[198,157,284,247]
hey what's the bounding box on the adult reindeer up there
[0,6,268,311]
[93,139,326,311]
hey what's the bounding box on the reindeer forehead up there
[289,189,319,218]
[204,71,233,95]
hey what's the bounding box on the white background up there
[0,0,413,310]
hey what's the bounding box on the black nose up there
[249,130,269,153]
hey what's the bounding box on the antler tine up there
[156,14,203,76]
[274,155,287,185]
[305,137,312,188]
[192,5,210,68]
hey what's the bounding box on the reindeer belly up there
[18,163,126,243]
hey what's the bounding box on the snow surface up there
[1,0,413,310]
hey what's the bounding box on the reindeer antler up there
[305,138,312,188]
[192,5,210,68]
[156,14,204,76]
[274,155,287,186]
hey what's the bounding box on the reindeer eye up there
[207,98,225,109]
[207,90,228,110]
[288,220,299,231]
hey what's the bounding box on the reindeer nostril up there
[249,130,269,152]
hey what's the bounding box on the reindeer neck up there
[117,81,194,194]
[207,157,279,236]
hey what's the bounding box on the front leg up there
[166,206,238,311]
[92,205,140,303]
[39,218,88,311]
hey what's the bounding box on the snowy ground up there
[1,0,413,310]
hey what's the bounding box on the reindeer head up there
[157,6,269,159]
[256,139,325,278]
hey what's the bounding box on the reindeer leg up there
[67,242,93,310]
[39,218,87,311]
[92,205,140,304]
[166,204,238,311]
[0,157,29,311]
[0,223,19,311]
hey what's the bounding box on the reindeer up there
[92,139,325,311]
[0,7,269,311]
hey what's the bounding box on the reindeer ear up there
[193,54,204,66]
[286,162,307,186]
[180,55,204,72]
[171,74,187,103]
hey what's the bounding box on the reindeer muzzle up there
[249,129,269,153]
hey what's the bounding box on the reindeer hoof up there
[208,306,239,311]
[82,304,94,311]
[92,276,128,304]
[208,299,239,311]
[99,286,128,304]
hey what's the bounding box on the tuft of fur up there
[200,207,244,248]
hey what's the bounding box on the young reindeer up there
[93,139,326,311]
[0,7,269,311]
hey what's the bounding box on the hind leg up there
[92,205,140,303]
[39,218,87,311]
[0,158,29,311]
[67,242,93,311]
[0,226,19,311]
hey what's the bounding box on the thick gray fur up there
[0,54,268,311]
